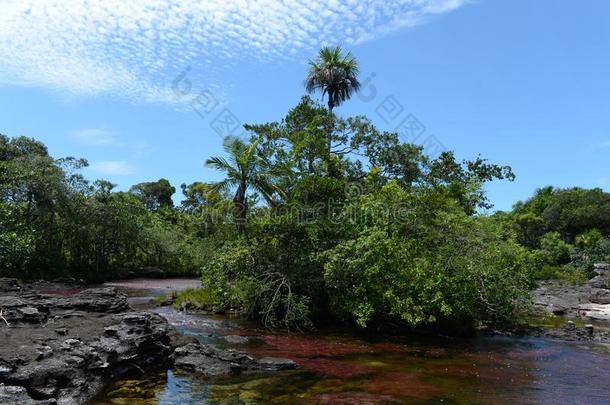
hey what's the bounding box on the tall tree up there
[129,178,175,211]
[305,46,361,159]
[205,137,279,232]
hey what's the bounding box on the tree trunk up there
[326,101,334,175]
[233,181,247,233]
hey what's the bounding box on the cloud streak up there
[89,161,136,176]
[0,0,468,104]
[73,129,117,146]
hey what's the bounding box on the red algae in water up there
[252,334,375,358]
[307,391,400,404]
[365,372,442,401]
[297,358,373,378]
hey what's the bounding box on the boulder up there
[171,343,297,378]
[0,286,173,404]
[590,289,610,304]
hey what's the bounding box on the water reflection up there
[97,283,610,404]
[98,307,610,404]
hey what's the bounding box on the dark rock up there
[590,289,610,304]
[0,287,172,404]
[585,324,594,335]
[589,275,608,289]
[54,328,68,336]
[257,357,298,371]
[35,345,53,361]
[0,383,56,404]
[0,278,22,293]
[171,342,297,378]
[565,320,575,331]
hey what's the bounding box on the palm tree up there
[205,137,279,232]
[305,46,361,113]
[304,46,361,159]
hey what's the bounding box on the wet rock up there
[171,343,297,378]
[0,383,55,404]
[565,320,575,331]
[224,335,250,344]
[257,357,298,371]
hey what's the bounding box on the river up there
[94,279,610,404]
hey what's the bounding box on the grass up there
[172,287,223,311]
[522,313,586,329]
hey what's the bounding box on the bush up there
[539,232,573,265]
[533,264,588,284]
[200,239,313,330]
[323,183,532,330]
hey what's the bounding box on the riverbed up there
[95,279,610,404]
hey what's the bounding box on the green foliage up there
[509,187,610,281]
[533,264,588,284]
[305,46,361,112]
[538,232,573,265]
[129,178,176,211]
[512,187,610,246]
[575,229,603,249]
[323,183,532,329]
[0,134,215,281]
[172,288,227,312]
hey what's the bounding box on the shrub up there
[323,183,532,330]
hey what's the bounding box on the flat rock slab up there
[578,303,610,321]
[0,285,172,404]
[172,343,297,378]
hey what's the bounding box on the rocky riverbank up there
[0,279,296,404]
[530,263,610,342]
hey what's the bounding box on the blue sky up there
[1,0,609,211]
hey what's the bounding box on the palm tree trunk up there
[326,101,334,175]
[233,182,247,233]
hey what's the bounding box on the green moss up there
[522,314,586,329]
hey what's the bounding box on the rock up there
[257,357,298,371]
[0,383,55,404]
[589,275,608,289]
[589,289,610,304]
[54,328,68,336]
[578,303,610,321]
[35,345,53,361]
[551,307,566,315]
[224,335,250,344]
[0,278,22,293]
[593,262,610,272]
[585,324,594,335]
[171,343,297,378]
[0,286,172,404]
[565,320,575,331]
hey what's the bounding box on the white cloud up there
[73,128,116,146]
[0,0,468,104]
[89,161,136,175]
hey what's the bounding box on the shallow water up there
[95,281,610,404]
